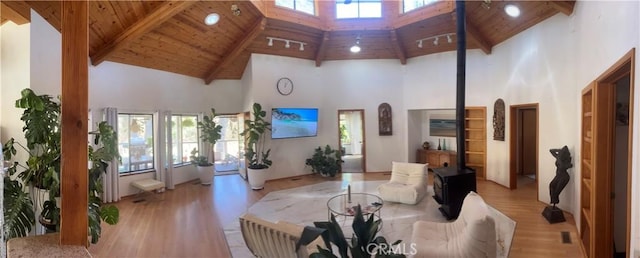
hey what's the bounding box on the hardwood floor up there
[88,173,584,257]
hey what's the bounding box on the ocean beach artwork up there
[271,108,319,139]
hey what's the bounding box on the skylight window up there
[403,0,438,13]
[276,0,315,15]
[336,0,382,19]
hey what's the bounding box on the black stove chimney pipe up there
[455,0,466,170]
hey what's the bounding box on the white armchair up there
[239,213,324,258]
[410,191,497,258]
[377,161,428,205]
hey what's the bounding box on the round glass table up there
[326,193,383,220]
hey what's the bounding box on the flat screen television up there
[271,108,318,139]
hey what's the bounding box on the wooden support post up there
[60,0,88,246]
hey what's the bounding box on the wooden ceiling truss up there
[1,1,576,82]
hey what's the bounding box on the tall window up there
[171,115,199,165]
[276,0,315,15]
[403,0,438,13]
[336,0,382,19]
[118,114,154,174]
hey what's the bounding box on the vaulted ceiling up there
[1,1,575,84]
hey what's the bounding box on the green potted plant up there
[190,108,222,185]
[240,103,271,190]
[339,124,348,155]
[311,205,406,258]
[2,88,120,243]
[305,145,343,177]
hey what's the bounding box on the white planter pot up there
[29,186,49,235]
[197,165,215,185]
[247,168,268,190]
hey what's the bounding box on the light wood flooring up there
[88,173,584,257]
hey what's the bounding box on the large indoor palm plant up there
[190,108,222,185]
[240,103,272,190]
[2,88,120,243]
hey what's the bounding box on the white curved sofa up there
[377,161,428,205]
[410,191,496,258]
[239,213,324,258]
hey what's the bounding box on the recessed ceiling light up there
[204,13,220,25]
[504,4,520,18]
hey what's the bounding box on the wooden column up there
[60,0,88,246]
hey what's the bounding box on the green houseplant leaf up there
[310,205,406,258]
[3,89,121,245]
[199,109,223,152]
[305,145,343,177]
[3,178,35,239]
[240,103,272,169]
[189,148,212,166]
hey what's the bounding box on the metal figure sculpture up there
[542,145,572,223]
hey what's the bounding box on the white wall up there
[405,1,639,224]
[89,62,243,196]
[0,21,30,166]
[30,10,60,97]
[572,2,639,254]
[10,10,245,197]
[4,1,640,254]
[406,110,423,163]
[247,54,405,179]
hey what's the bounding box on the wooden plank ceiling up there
[2,0,575,84]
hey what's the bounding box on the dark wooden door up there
[520,109,537,175]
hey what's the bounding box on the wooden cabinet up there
[416,149,456,169]
[464,107,487,179]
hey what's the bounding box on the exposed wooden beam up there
[1,1,30,25]
[315,31,330,67]
[204,18,267,84]
[548,1,575,16]
[466,21,492,55]
[60,0,88,247]
[389,30,407,65]
[90,1,195,66]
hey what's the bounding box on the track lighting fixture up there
[231,4,241,16]
[266,37,306,51]
[481,0,491,10]
[416,33,455,48]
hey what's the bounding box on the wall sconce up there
[416,33,455,48]
[266,37,306,51]
[231,4,241,16]
[350,35,361,53]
